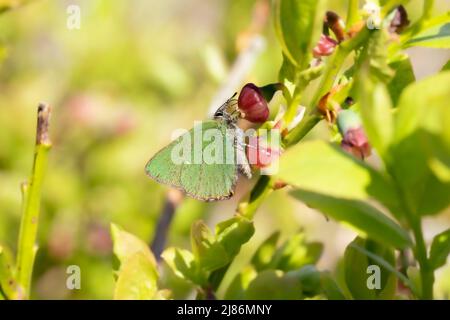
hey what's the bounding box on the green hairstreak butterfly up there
[145,96,252,201]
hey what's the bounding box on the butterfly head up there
[214,93,244,124]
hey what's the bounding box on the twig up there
[15,103,52,299]
[151,189,183,261]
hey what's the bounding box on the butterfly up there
[145,96,252,201]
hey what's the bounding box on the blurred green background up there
[0,0,448,299]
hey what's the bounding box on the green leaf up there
[358,79,394,160]
[289,190,412,249]
[320,272,346,300]
[110,224,167,300]
[274,0,326,69]
[366,29,395,82]
[392,71,450,216]
[387,55,415,106]
[278,140,401,217]
[429,229,450,270]
[250,231,280,271]
[291,265,322,297]
[344,237,397,300]
[161,247,207,286]
[269,231,323,271]
[279,54,297,83]
[405,22,450,48]
[350,240,418,296]
[215,216,255,259]
[191,221,229,272]
[113,252,159,300]
[110,223,157,270]
[224,265,257,300]
[244,270,303,300]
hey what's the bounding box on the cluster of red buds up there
[312,4,410,59]
[237,83,283,170]
[312,11,345,58]
[316,84,371,160]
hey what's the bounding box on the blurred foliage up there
[0,0,285,299]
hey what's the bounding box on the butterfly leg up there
[234,127,252,179]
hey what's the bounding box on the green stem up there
[237,175,274,220]
[284,46,349,147]
[346,0,360,30]
[411,217,434,299]
[15,104,51,299]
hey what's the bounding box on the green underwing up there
[145,97,252,201]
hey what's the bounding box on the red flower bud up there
[313,35,338,58]
[341,127,371,160]
[389,5,409,34]
[238,83,270,123]
[325,11,345,42]
[337,110,371,159]
[246,135,282,168]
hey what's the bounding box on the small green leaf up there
[224,265,257,300]
[191,221,229,272]
[274,0,326,69]
[387,55,415,106]
[215,216,255,259]
[358,80,394,160]
[278,140,401,217]
[250,231,280,271]
[113,252,159,300]
[405,22,450,48]
[320,272,346,300]
[290,265,322,297]
[289,190,412,249]
[245,270,303,300]
[110,224,167,300]
[110,223,156,269]
[161,247,207,286]
[429,229,450,270]
[279,54,297,83]
[344,237,397,300]
[366,29,395,82]
[269,231,323,271]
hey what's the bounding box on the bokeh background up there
[0,0,449,299]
